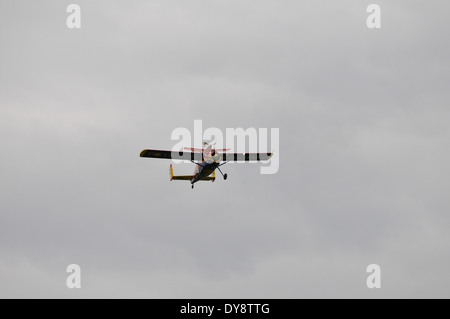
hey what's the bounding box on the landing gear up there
[217,167,228,180]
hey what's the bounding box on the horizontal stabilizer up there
[170,164,193,181]
[172,176,193,181]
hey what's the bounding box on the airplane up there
[140,142,273,189]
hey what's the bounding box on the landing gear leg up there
[217,167,228,180]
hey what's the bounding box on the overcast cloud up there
[0,0,449,298]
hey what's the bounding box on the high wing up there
[140,149,203,161]
[140,149,273,162]
[221,152,273,162]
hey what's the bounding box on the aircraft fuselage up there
[191,161,219,185]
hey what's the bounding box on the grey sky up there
[0,0,449,298]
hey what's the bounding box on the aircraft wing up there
[140,149,203,161]
[221,152,273,162]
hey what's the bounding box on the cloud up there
[1,0,449,298]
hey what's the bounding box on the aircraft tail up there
[169,164,194,181]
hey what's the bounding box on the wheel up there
[224,173,228,180]
[191,184,194,189]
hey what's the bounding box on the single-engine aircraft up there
[140,142,273,189]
